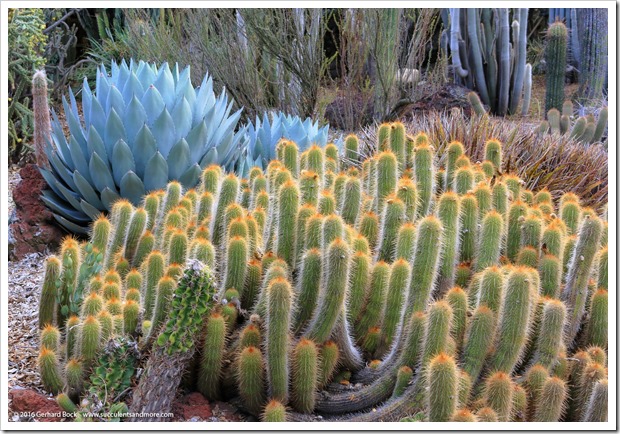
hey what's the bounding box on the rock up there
[8,164,65,261]
[172,392,213,421]
[394,84,474,119]
[9,388,63,422]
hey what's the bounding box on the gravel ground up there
[7,251,47,395]
[7,167,48,422]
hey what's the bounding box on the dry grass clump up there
[356,110,607,210]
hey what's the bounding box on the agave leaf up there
[89,152,117,194]
[216,130,236,165]
[89,96,106,137]
[144,152,169,191]
[82,77,92,129]
[50,109,74,169]
[41,190,90,223]
[73,170,105,210]
[96,69,111,111]
[152,108,176,158]
[121,73,145,108]
[141,85,165,127]
[116,59,131,94]
[62,95,87,156]
[211,107,243,148]
[52,214,88,235]
[178,163,201,188]
[136,61,157,86]
[39,167,66,198]
[111,139,136,186]
[194,75,215,124]
[171,97,192,142]
[87,125,108,164]
[202,105,217,143]
[199,147,218,169]
[171,62,180,83]
[120,171,146,206]
[185,120,208,164]
[68,136,91,184]
[68,86,80,120]
[133,124,157,179]
[167,138,191,180]
[49,151,78,192]
[100,187,122,210]
[53,177,85,214]
[80,199,104,220]
[253,136,265,161]
[124,96,147,146]
[106,84,126,118]
[110,60,119,78]
[154,62,175,107]
[104,108,126,158]
[176,66,196,109]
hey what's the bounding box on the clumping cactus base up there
[37,123,607,422]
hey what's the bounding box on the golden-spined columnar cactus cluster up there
[39,122,607,422]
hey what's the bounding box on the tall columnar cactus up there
[583,379,608,422]
[576,9,608,103]
[427,353,458,421]
[491,268,532,373]
[545,22,568,113]
[484,371,514,422]
[413,143,435,217]
[266,277,292,403]
[237,346,266,416]
[561,215,603,346]
[436,192,460,294]
[461,305,495,383]
[32,70,51,169]
[447,8,530,116]
[305,239,350,343]
[197,313,227,400]
[291,338,319,413]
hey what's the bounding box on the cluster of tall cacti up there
[442,8,532,116]
[536,101,608,146]
[38,122,607,422]
[548,8,608,103]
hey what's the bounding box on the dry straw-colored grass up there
[357,110,607,211]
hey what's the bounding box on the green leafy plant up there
[8,8,48,164]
